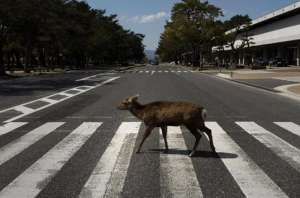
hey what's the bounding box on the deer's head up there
[117,95,140,110]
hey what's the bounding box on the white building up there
[218,1,300,66]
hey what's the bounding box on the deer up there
[117,95,216,157]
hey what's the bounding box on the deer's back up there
[142,101,204,126]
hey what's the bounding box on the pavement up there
[213,66,300,98]
[0,65,300,197]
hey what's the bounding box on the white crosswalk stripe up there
[159,127,203,198]
[0,122,27,136]
[0,122,64,166]
[79,122,141,198]
[236,122,300,173]
[0,121,300,197]
[0,122,102,198]
[274,122,300,137]
[206,122,288,198]
[120,70,191,74]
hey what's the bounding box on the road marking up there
[57,92,74,97]
[151,71,155,75]
[79,122,141,198]
[206,122,288,198]
[274,122,300,137]
[145,70,150,73]
[0,122,64,166]
[0,77,120,123]
[236,122,300,173]
[177,71,182,73]
[159,126,203,198]
[14,106,34,114]
[0,122,102,198]
[40,98,57,104]
[164,71,169,73]
[76,73,116,82]
[76,74,98,82]
[183,71,188,73]
[0,122,28,136]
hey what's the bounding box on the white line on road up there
[14,106,35,114]
[0,122,102,198]
[57,92,74,97]
[236,122,300,173]
[0,122,28,136]
[40,98,57,104]
[76,74,98,82]
[160,126,203,198]
[1,77,120,123]
[79,122,141,198]
[77,73,116,82]
[274,122,300,137]
[0,122,65,166]
[206,122,288,198]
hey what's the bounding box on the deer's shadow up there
[148,149,238,159]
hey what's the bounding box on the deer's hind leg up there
[161,126,169,151]
[186,125,202,157]
[199,124,216,153]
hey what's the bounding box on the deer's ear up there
[130,94,139,102]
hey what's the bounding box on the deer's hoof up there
[189,151,195,157]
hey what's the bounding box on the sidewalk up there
[213,67,300,98]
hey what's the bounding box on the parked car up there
[252,58,268,69]
[269,57,288,67]
[150,60,159,65]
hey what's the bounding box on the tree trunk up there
[0,47,5,76]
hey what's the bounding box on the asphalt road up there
[0,65,300,198]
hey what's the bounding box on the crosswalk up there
[0,120,299,197]
[119,70,194,74]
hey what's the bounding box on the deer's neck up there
[130,102,145,120]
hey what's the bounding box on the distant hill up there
[145,50,156,61]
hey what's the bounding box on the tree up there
[157,0,222,66]
[0,0,145,76]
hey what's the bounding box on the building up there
[216,1,300,67]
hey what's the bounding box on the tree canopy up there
[156,0,222,66]
[157,0,254,67]
[0,0,145,75]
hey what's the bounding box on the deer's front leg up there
[136,125,154,153]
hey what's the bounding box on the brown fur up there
[118,95,216,157]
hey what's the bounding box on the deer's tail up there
[201,108,207,121]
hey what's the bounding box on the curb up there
[229,79,280,93]
[213,73,280,93]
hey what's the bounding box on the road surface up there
[0,65,299,198]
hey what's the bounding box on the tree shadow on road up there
[147,148,238,159]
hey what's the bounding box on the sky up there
[85,0,299,50]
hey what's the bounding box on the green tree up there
[0,0,145,76]
[157,0,222,66]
